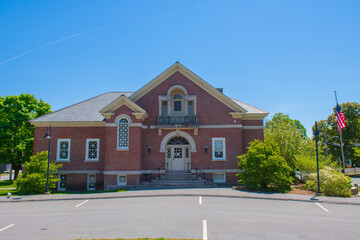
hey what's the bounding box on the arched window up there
[173,94,182,99]
[118,118,129,148]
[167,137,189,145]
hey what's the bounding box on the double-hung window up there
[85,139,100,162]
[212,138,226,161]
[57,139,71,161]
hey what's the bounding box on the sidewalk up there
[0,187,359,205]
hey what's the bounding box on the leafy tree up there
[0,94,51,179]
[294,138,340,174]
[265,113,308,169]
[353,147,360,167]
[313,102,360,165]
[15,151,61,194]
[237,140,293,192]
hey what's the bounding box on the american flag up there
[336,104,346,132]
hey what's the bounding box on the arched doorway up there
[165,136,191,172]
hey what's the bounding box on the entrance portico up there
[165,137,191,171]
[160,131,196,172]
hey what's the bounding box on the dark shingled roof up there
[31,92,133,122]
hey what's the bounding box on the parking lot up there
[1,192,359,240]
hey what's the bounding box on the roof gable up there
[99,94,148,120]
[129,62,247,113]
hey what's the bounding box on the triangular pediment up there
[129,62,247,113]
[99,95,148,120]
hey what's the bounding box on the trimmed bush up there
[237,140,294,192]
[15,151,62,194]
[304,167,352,197]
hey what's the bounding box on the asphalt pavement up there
[0,193,359,240]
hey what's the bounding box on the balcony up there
[158,115,197,125]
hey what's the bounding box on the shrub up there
[304,167,352,197]
[15,151,62,194]
[237,140,294,192]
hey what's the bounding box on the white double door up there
[166,146,190,171]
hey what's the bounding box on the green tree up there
[265,113,308,169]
[295,138,338,174]
[0,94,51,179]
[353,147,360,167]
[15,151,61,194]
[237,140,293,192]
[312,102,360,165]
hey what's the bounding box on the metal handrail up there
[190,163,208,184]
[149,163,166,186]
[158,115,197,125]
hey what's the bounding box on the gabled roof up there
[129,62,248,113]
[30,63,268,126]
[99,94,148,120]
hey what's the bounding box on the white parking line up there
[75,200,89,208]
[203,220,208,240]
[199,196,202,205]
[316,203,329,212]
[0,224,15,232]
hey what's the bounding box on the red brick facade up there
[32,63,267,191]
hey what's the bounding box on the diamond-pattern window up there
[86,139,99,161]
[213,173,226,183]
[212,138,226,160]
[118,118,129,148]
[118,175,127,185]
[57,139,70,161]
[59,174,66,191]
[88,174,96,190]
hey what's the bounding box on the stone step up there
[157,175,197,180]
[138,171,215,189]
[136,182,217,189]
[151,179,206,184]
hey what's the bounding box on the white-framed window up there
[213,173,226,183]
[212,138,226,160]
[118,175,127,186]
[58,174,67,191]
[57,139,71,161]
[85,139,100,161]
[87,174,96,191]
[117,118,129,149]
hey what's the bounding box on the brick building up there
[31,62,268,191]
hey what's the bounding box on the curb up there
[1,193,359,206]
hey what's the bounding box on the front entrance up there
[166,137,191,172]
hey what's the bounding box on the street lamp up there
[315,121,322,195]
[43,125,51,194]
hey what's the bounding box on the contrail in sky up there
[0,0,230,65]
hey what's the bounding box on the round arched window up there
[118,118,129,148]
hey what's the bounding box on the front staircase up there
[137,171,217,189]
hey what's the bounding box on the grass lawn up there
[0,180,15,189]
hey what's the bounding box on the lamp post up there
[43,125,51,194]
[315,121,321,195]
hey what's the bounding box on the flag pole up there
[334,90,346,172]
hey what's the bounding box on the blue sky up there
[1,0,359,136]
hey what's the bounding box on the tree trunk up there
[13,164,22,180]
[10,160,22,180]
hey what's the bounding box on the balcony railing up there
[158,115,197,125]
